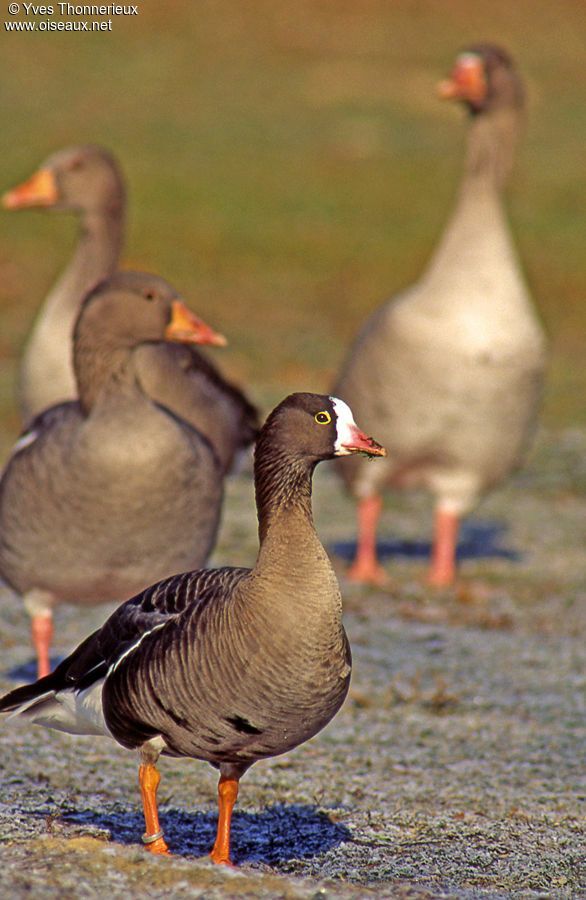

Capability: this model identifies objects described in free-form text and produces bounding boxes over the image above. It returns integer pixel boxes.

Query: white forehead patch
[330,396,358,454]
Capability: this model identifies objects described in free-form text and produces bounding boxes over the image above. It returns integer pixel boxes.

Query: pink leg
[348,495,387,585]
[427,508,460,587]
[31,613,54,679]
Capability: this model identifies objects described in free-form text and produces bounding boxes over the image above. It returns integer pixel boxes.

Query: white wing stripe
[10,429,39,458]
[107,622,167,677]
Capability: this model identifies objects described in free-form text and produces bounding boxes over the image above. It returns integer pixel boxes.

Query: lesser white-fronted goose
[0,392,386,864]
[334,44,547,587]
[3,145,259,469]
[0,271,228,678]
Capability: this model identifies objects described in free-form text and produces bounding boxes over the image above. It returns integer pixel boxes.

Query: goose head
[2,144,125,217]
[437,44,524,116]
[257,392,386,465]
[75,270,227,352]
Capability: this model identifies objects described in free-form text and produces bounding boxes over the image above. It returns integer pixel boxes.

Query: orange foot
[145,835,171,856]
[209,850,236,867]
[347,558,388,586]
[426,567,456,589]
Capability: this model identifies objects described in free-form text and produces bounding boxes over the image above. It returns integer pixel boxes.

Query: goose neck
[43,206,123,323]
[77,206,124,278]
[73,325,138,414]
[461,106,521,193]
[254,448,316,546]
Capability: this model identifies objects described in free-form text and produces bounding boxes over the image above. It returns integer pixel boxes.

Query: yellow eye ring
[315,411,331,425]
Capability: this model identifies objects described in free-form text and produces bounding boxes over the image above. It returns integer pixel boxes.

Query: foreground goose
[4,145,259,469]
[0,392,386,864]
[0,271,227,678]
[334,44,547,587]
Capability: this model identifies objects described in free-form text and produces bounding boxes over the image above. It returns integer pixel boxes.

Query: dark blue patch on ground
[333,519,520,563]
[59,801,351,864]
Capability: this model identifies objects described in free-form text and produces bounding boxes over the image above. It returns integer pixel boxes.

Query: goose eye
[143,290,156,302]
[315,411,331,425]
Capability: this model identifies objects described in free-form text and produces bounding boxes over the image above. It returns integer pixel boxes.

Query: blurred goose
[3,145,125,420]
[0,392,386,865]
[133,340,259,474]
[3,145,259,469]
[334,44,547,587]
[0,271,228,678]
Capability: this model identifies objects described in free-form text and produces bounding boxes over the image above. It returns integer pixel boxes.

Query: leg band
[142,829,164,844]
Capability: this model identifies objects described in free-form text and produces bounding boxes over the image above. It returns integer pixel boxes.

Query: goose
[0,271,228,679]
[0,392,386,865]
[334,44,547,587]
[3,145,125,420]
[3,145,259,470]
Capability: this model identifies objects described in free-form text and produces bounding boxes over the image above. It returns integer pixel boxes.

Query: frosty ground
[0,427,584,899]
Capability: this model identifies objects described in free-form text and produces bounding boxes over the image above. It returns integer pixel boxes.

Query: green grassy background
[0,0,584,455]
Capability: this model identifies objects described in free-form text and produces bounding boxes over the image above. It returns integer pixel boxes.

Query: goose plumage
[3,144,259,470]
[334,44,547,586]
[0,271,228,678]
[0,392,386,865]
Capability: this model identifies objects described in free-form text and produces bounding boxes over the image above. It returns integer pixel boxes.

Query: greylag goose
[3,145,259,470]
[0,392,386,865]
[334,44,547,587]
[0,271,228,679]
[132,340,259,474]
[3,145,125,420]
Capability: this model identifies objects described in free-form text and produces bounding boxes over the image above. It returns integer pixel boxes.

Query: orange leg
[139,763,171,856]
[209,773,239,866]
[31,613,54,679]
[427,508,460,587]
[348,494,387,585]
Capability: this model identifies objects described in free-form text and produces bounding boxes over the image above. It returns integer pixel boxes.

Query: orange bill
[2,168,59,210]
[166,299,228,347]
[436,53,487,106]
